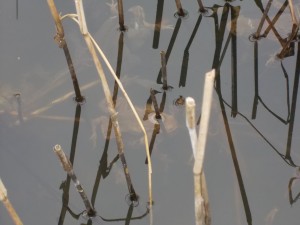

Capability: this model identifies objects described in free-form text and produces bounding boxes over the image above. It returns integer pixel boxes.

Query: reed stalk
[53,144,96,216]
[48,0,152,210]
[189,69,215,225]
[150,89,162,119]
[77,16,139,203]
[288,0,297,26]
[185,97,197,157]
[47,0,85,103]
[160,51,168,90]
[0,178,23,225]
[64,1,153,206]
[194,69,215,176]
[117,0,126,31]
[186,97,212,225]
[197,0,206,13]
[175,0,185,17]
[254,0,274,39]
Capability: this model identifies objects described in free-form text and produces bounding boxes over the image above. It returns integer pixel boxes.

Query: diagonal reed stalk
[47,0,152,207]
[53,144,96,216]
[0,178,23,225]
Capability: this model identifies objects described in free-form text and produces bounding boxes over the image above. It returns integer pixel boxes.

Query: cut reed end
[53,144,61,152]
[206,69,216,79]
[53,144,72,172]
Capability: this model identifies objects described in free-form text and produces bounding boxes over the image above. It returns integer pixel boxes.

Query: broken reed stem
[0,179,23,225]
[47,0,84,103]
[53,145,96,216]
[193,69,215,225]
[117,0,126,31]
[160,51,169,90]
[175,0,185,17]
[150,89,162,119]
[185,97,197,157]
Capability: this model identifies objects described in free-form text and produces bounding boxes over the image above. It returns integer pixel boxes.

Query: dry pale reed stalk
[186,97,211,225]
[0,178,23,225]
[194,69,215,175]
[192,69,215,225]
[185,97,197,157]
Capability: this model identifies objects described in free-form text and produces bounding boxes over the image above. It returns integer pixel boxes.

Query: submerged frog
[173,95,185,106]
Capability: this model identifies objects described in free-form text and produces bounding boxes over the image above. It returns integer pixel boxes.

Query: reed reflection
[215,89,252,225]
[144,90,167,164]
[99,203,149,223]
[251,38,300,166]
[285,42,300,162]
[179,14,202,87]
[210,5,254,223]
[210,4,239,117]
[156,18,182,84]
[153,0,164,49]
[288,168,300,205]
[251,0,298,59]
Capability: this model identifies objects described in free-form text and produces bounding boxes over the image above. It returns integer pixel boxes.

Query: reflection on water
[2,0,300,225]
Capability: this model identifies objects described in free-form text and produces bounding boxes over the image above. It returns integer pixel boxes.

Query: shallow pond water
[1,0,300,225]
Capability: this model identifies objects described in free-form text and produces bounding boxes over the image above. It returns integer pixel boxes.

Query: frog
[173,95,185,106]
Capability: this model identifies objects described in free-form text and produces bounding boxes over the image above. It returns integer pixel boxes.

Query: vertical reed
[185,97,197,157]
[197,0,206,13]
[72,0,140,203]
[160,51,169,90]
[118,0,126,31]
[47,0,85,103]
[16,0,18,19]
[194,69,215,183]
[48,0,152,210]
[0,178,23,225]
[186,96,212,225]
[193,69,215,225]
[175,0,185,17]
[150,88,162,119]
[53,144,96,216]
